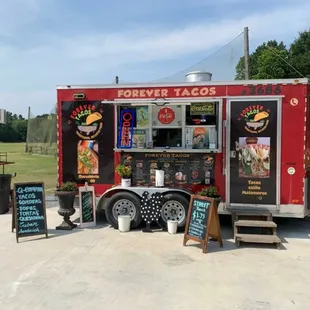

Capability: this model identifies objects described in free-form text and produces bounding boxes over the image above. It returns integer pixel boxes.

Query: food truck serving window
[115,100,222,152]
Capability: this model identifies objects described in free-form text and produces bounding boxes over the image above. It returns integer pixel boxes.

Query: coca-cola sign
[157,107,175,125]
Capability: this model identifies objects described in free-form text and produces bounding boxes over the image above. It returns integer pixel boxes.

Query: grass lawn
[0,142,57,194]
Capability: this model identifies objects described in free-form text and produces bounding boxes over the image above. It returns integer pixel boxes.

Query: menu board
[187,197,210,240]
[79,185,96,228]
[121,153,215,186]
[183,195,223,254]
[13,182,48,242]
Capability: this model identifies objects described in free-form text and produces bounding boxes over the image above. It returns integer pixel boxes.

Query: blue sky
[0,0,309,116]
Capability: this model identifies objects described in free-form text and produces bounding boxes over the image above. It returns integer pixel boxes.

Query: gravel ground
[0,203,310,310]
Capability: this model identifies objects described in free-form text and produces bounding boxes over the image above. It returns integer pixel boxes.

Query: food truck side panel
[305,84,310,214]
[279,83,307,215]
[57,89,118,193]
[57,79,309,217]
[57,84,230,193]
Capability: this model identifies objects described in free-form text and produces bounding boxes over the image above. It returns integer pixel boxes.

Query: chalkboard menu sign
[79,185,96,228]
[188,198,210,240]
[13,182,48,243]
[183,195,223,253]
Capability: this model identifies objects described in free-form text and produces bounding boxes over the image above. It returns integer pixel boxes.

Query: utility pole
[115,76,119,84]
[244,26,250,80]
[25,106,31,153]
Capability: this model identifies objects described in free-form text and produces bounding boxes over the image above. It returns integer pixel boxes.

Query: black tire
[105,192,142,229]
[157,192,189,232]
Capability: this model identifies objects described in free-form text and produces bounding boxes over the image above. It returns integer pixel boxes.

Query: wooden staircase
[232,211,281,249]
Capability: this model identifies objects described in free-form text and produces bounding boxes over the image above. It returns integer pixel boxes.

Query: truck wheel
[157,193,189,232]
[105,192,142,229]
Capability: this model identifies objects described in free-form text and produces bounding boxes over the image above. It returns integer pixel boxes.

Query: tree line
[235,29,310,79]
[0,111,55,143]
[0,112,27,142]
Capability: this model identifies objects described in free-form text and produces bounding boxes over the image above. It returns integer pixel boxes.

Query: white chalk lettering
[19,222,39,228]
[18,206,37,211]
[19,210,40,217]
[17,193,36,200]
[16,186,43,194]
[18,199,42,205]
[19,216,44,222]
[18,228,41,234]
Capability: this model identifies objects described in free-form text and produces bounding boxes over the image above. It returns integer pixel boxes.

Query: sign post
[79,182,96,228]
[183,195,223,253]
[0,109,6,124]
[13,182,48,243]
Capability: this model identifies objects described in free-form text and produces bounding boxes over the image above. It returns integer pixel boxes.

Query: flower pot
[118,215,131,232]
[121,178,131,187]
[55,191,78,230]
[167,220,178,234]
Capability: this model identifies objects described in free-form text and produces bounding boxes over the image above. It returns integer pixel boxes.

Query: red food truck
[56,72,310,230]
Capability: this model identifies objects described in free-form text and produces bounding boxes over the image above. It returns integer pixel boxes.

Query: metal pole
[25,106,31,153]
[244,27,250,80]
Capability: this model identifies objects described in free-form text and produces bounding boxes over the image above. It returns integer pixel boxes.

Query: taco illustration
[246,111,269,130]
[202,155,214,167]
[254,111,269,122]
[77,112,102,135]
[123,155,132,165]
[86,112,102,125]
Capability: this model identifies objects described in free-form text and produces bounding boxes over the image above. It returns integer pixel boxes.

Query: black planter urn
[55,191,78,230]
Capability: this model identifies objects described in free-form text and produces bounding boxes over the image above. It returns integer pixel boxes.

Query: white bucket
[167,220,178,234]
[118,215,131,232]
[155,169,164,187]
[121,178,131,187]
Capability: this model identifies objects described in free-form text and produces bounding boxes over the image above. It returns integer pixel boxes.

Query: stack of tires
[0,174,11,215]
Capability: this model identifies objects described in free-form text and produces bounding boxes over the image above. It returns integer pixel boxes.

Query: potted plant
[115,164,132,187]
[196,185,222,207]
[55,181,78,230]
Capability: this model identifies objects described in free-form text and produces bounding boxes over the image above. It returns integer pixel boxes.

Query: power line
[268,47,305,78]
[151,31,244,82]
[116,30,245,84]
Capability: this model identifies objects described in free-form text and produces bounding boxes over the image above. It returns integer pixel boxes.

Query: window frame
[114,99,223,153]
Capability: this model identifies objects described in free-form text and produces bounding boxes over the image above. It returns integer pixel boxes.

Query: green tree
[252,47,289,79]
[235,40,288,80]
[0,111,27,142]
[235,30,310,80]
[288,29,310,78]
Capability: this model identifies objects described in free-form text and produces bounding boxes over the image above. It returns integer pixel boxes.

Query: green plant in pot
[55,181,78,230]
[196,185,222,207]
[115,164,132,187]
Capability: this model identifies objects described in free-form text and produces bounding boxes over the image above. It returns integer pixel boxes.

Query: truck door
[226,99,280,209]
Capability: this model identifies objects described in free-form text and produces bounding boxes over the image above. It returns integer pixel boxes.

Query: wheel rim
[112,199,137,221]
[161,200,186,224]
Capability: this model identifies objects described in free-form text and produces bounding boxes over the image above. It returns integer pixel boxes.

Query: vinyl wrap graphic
[229,100,278,205]
[61,101,115,185]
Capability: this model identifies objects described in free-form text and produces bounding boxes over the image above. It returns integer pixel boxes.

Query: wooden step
[234,211,271,217]
[235,233,281,248]
[235,220,277,228]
